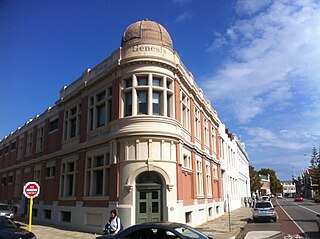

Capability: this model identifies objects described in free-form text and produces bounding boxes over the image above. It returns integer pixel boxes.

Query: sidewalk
[196,206,252,239]
[16,206,252,239]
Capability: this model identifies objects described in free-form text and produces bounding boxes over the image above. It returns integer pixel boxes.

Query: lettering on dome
[132,45,167,54]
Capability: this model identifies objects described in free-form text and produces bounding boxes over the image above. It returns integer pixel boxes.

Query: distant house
[301,168,318,198]
[259,174,271,196]
[281,180,296,197]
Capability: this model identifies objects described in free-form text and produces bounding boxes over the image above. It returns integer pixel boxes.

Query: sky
[1,0,319,181]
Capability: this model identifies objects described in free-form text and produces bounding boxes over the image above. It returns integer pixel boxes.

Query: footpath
[17,206,252,239]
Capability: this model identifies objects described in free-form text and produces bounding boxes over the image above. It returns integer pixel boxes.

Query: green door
[135,171,163,223]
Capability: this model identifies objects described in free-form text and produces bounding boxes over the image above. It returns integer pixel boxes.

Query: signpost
[23,182,40,232]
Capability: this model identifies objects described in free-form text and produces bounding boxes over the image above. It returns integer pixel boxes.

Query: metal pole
[227,193,231,232]
[28,196,33,232]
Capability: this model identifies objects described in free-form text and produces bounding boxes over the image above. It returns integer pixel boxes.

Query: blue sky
[1,0,319,180]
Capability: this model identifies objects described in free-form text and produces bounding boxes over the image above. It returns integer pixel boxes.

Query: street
[237,198,320,239]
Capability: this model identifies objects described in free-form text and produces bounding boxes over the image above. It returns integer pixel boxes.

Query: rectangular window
[183,155,192,170]
[88,88,112,131]
[137,77,148,85]
[97,104,105,127]
[126,79,132,88]
[181,92,190,130]
[152,92,161,115]
[44,210,51,219]
[206,164,212,196]
[60,160,76,197]
[152,77,161,86]
[36,126,45,152]
[26,132,33,155]
[194,107,201,139]
[10,142,16,151]
[61,211,71,222]
[49,119,59,132]
[138,91,147,114]
[85,153,110,197]
[196,158,204,196]
[125,92,132,116]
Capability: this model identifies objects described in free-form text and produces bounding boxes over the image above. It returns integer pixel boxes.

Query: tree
[309,146,320,194]
[258,168,283,194]
[249,165,262,193]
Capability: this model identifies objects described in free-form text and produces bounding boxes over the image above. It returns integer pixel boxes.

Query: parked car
[0,203,14,219]
[253,201,277,223]
[276,193,283,199]
[261,196,271,201]
[0,216,36,239]
[294,195,304,202]
[96,222,213,239]
[317,214,320,232]
[314,195,320,203]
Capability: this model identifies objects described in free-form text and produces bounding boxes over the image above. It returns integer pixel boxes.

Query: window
[211,127,217,154]
[49,119,59,132]
[14,173,21,197]
[206,163,212,196]
[194,107,201,139]
[17,137,24,160]
[36,126,45,152]
[46,161,56,178]
[44,210,51,219]
[26,131,33,156]
[88,87,112,130]
[85,154,110,196]
[34,166,41,183]
[60,160,77,197]
[64,105,81,140]
[204,118,209,146]
[10,141,16,151]
[123,75,174,117]
[138,91,148,114]
[61,211,71,222]
[181,91,190,130]
[183,155,192,170]
[153,92,161,115]
[196,158,204,196]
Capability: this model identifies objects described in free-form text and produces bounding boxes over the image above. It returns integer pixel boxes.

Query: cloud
[201,0,320,123]
[175,11,193,23]
[244,126,317,152]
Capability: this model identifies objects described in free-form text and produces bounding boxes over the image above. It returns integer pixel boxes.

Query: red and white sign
[23,182,40,198]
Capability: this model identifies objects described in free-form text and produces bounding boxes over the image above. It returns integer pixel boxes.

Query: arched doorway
[136,171,163,223]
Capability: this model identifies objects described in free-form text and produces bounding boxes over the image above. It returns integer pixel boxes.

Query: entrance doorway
[136,171,163,223]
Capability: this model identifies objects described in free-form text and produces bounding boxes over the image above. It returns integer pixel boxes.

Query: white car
[0,203,15,219]
[253,201,277,223]
[276,193,283,199]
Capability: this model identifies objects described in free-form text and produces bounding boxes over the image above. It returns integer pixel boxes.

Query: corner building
[0,20,226,232]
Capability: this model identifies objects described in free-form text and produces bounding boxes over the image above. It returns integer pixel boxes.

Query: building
[259,174,271,196]
[0,20,250,232]
[281,180,296,197]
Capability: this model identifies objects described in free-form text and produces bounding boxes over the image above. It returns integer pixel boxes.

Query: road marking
[276,201,311,239]
[292,202,320,214]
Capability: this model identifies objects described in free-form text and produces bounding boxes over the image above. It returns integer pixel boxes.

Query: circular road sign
[23,182,40,198]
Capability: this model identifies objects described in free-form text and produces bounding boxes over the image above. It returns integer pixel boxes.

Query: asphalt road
[237,198,320,239]
[277,198,320,239]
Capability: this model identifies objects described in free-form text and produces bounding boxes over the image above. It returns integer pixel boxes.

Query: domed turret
[121,19,173,49]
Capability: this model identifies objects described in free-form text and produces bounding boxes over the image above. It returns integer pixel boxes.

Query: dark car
[294,195,304,202]
[0,216,36,239]
[314,195,320,203]
[96,222,213,239]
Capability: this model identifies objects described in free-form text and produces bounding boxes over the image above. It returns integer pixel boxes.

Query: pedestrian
[244,197,248,207]
[103,209,123,235]
[248,197,252,208]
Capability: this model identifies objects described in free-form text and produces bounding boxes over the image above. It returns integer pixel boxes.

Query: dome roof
[121,19,173,49]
